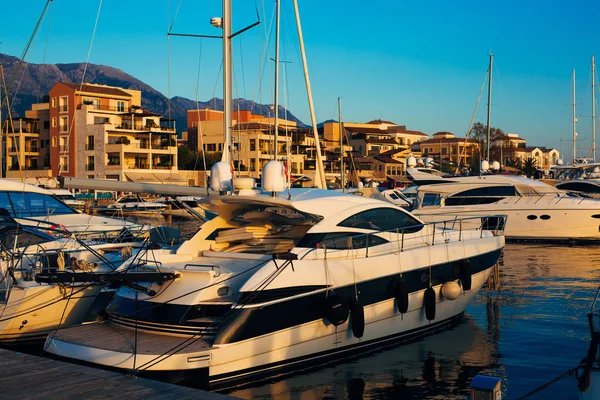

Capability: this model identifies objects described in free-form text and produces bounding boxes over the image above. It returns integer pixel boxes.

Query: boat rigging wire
[59,0,103,177]
[456,69,488,174]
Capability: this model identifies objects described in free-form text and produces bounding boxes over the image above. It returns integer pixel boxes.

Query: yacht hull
[413,206,600,242]
[45,260,496,387]
[0,284,102,344]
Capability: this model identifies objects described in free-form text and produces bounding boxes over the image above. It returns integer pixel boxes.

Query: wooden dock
[0,348,238,399]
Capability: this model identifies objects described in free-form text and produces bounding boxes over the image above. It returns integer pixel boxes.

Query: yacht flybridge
[45,161,505,387]
[411,173,600,242]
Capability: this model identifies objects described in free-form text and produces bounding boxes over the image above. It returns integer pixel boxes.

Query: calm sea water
[218,244,600,400]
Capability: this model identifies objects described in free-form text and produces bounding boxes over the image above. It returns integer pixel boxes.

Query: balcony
[59,145,69,152]
[79,103,130,113]
[59,105,68,112]
[59,125,69,133]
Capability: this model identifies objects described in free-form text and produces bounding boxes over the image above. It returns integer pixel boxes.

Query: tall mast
[220,0,232,164]
[273,0,280,161]
[486,53,493,162]
[593,56,597,161]
[292,0,326,189]
[573,69,577,163]
[338,97,344,192]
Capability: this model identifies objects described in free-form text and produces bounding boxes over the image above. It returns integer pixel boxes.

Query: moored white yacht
[0,179,148,241]
[410,173,600,242]
[102,194,169,217]
[0,217,141,343]
[45,160,506,387]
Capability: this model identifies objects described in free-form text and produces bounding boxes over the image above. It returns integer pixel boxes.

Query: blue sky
[2,0,600,160]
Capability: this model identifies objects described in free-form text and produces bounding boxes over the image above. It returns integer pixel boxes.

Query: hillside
[0,53,305,133]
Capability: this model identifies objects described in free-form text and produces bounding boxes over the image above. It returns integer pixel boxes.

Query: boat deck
[0,348,235,399]
[52,322,212,354]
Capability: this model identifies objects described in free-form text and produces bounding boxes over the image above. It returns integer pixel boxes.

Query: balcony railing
[79,103,130,113]
[85,144,95,151]
[24,147,39,153]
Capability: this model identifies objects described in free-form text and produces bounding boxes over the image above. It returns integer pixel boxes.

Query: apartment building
[48,82,180,183]
[418,132,479,168]
[187,108,304,179]
[5,101,51,177]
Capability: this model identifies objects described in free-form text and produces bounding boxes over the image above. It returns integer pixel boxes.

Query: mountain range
[0,52,305,133]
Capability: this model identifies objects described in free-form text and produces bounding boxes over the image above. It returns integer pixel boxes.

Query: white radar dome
[210,162,233,192]
[407,156,417,168]
[481,160,490,171]
[261,160,287,193]
[492,161,500,170]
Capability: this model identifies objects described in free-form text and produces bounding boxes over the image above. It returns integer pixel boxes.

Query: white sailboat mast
[338,97,344,192]
[220,0,233,164]
[273,0,280,161]
[486,53,493,162]
[593,56,597,162]
[292,0,327,189]
[573,69,577,163]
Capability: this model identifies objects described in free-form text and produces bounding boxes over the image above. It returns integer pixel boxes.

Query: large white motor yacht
[45,161,505,387]
[410,173,600,242]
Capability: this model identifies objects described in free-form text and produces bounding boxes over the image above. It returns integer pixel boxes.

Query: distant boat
[101,194,168,217]
[47,188,87,210]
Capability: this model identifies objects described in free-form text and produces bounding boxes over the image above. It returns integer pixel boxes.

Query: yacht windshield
[0,191,76,218]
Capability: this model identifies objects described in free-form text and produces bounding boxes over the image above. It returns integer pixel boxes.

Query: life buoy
[424,286,436,321]
[323,292,349,326]
[350,301,365,338]
[396,276,409,314]
[460,261,472,291]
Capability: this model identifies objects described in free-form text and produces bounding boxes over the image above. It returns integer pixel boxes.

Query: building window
[43,120,50,130]
[86,136,95,151]
[59,96,68,112]
[250,139,256,151]
[250,159,256,171]
[52,137,57,147]
[94,117,109,125]
[59,136,68,152]
[86,156,95,171]
[51,97,57,108]
[52,117,57,128]
[59,116,68,133]
[60,156,68,172]
[116,101,125,112]
[218,143,223,152]
[205,143,216,152]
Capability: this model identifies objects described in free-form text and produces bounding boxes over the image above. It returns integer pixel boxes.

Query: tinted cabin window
[0,228,53,249]
[296,232,388,249]
[8,192,75,217]
[421,193,441,207]
[338,208,423,233]
[445,186,516,206]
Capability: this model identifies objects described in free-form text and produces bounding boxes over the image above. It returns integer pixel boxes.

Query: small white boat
[0,179,148,241]
[0,217,137,343]
[103,194,168,217]
[48,189,87,210]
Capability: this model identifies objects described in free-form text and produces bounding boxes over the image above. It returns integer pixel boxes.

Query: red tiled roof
[379,148,406,156]
[403,130,428,137]
[374,156,404,164]
[432,131,454,136]
[366,119,398,125]
[419,137,478,144]
[365,138,399,144]
[348,126,389,135]
[60,82,132,97]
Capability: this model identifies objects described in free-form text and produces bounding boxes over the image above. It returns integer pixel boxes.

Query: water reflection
[224,244,600,400]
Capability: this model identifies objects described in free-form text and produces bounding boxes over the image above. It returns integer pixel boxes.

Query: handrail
[305,214,507,260]
[183,263,221,276]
